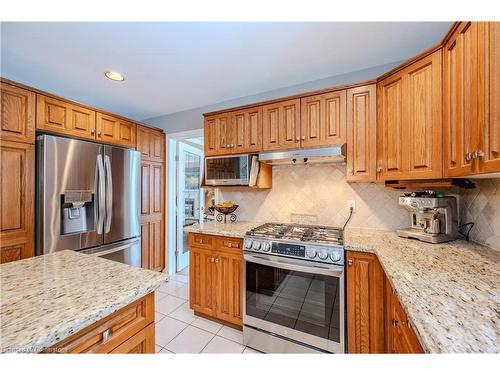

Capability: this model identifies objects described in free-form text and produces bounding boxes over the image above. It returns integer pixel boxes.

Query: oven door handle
[243,253,344,277]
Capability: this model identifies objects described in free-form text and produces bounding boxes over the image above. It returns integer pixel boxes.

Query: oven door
[243,252,345,353]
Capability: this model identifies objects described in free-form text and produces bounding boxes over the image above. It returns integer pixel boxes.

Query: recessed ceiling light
[104,71,125,82]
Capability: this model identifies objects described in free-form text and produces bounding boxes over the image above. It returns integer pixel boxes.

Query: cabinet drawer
[189,233,214,249]
[45,292,154,353]
[110,323,155,354]
[216,237,243,253]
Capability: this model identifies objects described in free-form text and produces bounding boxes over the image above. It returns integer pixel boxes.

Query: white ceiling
[1,22,451,121]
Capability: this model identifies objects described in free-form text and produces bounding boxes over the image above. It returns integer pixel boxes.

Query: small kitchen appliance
[243,223,345,354]
[396,193,459,243]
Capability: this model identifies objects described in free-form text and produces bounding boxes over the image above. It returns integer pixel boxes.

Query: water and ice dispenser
[60,191,95,235]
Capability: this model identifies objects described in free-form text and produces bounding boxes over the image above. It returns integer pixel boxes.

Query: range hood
[258,145,346,165]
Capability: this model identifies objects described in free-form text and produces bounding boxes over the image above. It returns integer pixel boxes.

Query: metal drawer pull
[347,259,353,266]
[392,319,399,327]
[227,242,232,248]
[102,328,112,342]
[214,258,219,263]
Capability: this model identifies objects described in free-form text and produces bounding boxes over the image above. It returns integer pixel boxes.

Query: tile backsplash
[217,164,500,251]
[217,164,409,230]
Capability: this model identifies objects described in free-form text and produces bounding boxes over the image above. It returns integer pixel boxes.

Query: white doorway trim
[165,128,204,276]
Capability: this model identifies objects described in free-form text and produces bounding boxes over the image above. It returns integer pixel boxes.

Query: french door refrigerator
[36,134,141,267]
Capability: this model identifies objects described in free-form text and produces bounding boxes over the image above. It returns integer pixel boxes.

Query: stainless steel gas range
[242,223,345,354]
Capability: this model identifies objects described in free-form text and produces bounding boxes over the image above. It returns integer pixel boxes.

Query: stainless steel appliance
[396,194,459,243]
[243,223,345,353]
[204,154,250,185]
[36,134,141,267]
[259,145,346,165]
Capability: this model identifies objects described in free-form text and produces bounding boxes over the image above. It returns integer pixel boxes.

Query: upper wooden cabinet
[346,250,386,353]
[204,112,233,156]
[232,106,262,154]
[37,95,96,141]
[377,50,442,180]
[96,112,136,148]
[346,85,377,181]
[301,90,347,148]
[0,83,35,144]
[0,141,35,264]
[262,99,301,151]
[136,125,165,161]
[444,22,500,176]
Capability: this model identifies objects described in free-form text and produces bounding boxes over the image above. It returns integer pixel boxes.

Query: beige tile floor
[155,267,261,354]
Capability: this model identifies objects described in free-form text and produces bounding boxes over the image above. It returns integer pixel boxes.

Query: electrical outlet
[347,200,356,212]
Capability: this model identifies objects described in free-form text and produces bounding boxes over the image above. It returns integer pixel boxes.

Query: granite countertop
[184,221,260,238]
[186,221,500,353]
[344,228,500,353]
[0,250,167,353]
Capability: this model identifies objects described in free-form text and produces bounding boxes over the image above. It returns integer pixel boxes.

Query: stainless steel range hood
[258,145,346,165]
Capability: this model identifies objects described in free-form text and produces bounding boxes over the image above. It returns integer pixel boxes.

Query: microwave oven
[205,154,251,186]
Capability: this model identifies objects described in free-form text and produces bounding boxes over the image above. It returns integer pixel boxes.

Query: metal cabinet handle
[348,168,353,175]
[208,257,213,263]
[301,135,305,141]
[392,319,399,327]
[214,258,219,263]
[227,242,232,248]
[102,328,112,342]
[347,259,353,266]
[473,150,485,159]
[198,239,203,244]
[377,167,383,173]
[295,136,300,142]
[98,131,102,136]
[91,129,95,135]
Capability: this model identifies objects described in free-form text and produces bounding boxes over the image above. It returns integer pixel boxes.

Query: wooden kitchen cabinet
[204,112,233,156]
[377,50,442,181]
[36,95,96,141]
[385,278,424,354]
[444,22,500,176]
[346,85,377,182]
[140,160,165,272]
[189,233,243,328]
[262,99,301,151]
[136,125,165,161]
[96,112,136,148]
[301,90,347,148]
[346,250,385,353]
[45,292,155,354]
[232,106,263,154]
[1,82,35,144]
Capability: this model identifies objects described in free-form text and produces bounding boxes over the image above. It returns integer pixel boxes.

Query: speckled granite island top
[344,228,500,353]
[184,221,260,238]
[0,250,167,353]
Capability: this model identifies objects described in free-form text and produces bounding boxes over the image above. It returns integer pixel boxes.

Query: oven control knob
[330,250,341,262]
[306,248,317,259]
[261,242,271,252]
[244,240,253,249]
[318,249,329,260]
[253,241,261,250]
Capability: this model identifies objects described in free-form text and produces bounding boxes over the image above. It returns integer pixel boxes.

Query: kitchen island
[0,250,166,353]
[185,222,500,353]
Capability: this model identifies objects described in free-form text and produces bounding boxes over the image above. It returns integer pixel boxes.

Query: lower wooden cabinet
[45,292,155,354]
[346,250,386,353]
[346,250,424,353]
[189,233,243,328]
[0,140,35,264]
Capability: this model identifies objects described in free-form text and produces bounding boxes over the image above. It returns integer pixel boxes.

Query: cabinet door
[346,251,385,353]
[148,218,164,272]
[443,22,479,176]
[405,51,443,179]
[301,90,346,148]
[215,252,243,327]
[189,247,217,316]
[204,116,218,156]
[0,141,35,264]
[150,131,164,161]
[136,126,151,157]
[96,113,136,147]
[0,83,35,144]
[262,99,300,151]
[37,95,96,141]
[377,75,406,179]
[232,107,263,154]
[479,22,500,173]
[346,85,377,181]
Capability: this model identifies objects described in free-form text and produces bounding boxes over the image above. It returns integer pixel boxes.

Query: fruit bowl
[214,205,239,215]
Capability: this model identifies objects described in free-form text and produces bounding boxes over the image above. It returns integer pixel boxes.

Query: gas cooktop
[246,222,343,245]
[244,223,344,265]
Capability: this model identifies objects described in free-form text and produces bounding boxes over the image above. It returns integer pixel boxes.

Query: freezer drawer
[82,238,141,267]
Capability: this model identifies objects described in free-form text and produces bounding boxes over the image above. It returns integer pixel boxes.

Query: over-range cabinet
[36,134,142,266]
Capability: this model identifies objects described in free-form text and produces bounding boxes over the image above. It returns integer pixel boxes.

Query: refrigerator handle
[104,155,113,233]
[96,154,106,234]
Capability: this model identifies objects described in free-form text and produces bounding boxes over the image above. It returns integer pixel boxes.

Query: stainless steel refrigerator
[36,134,141,267]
